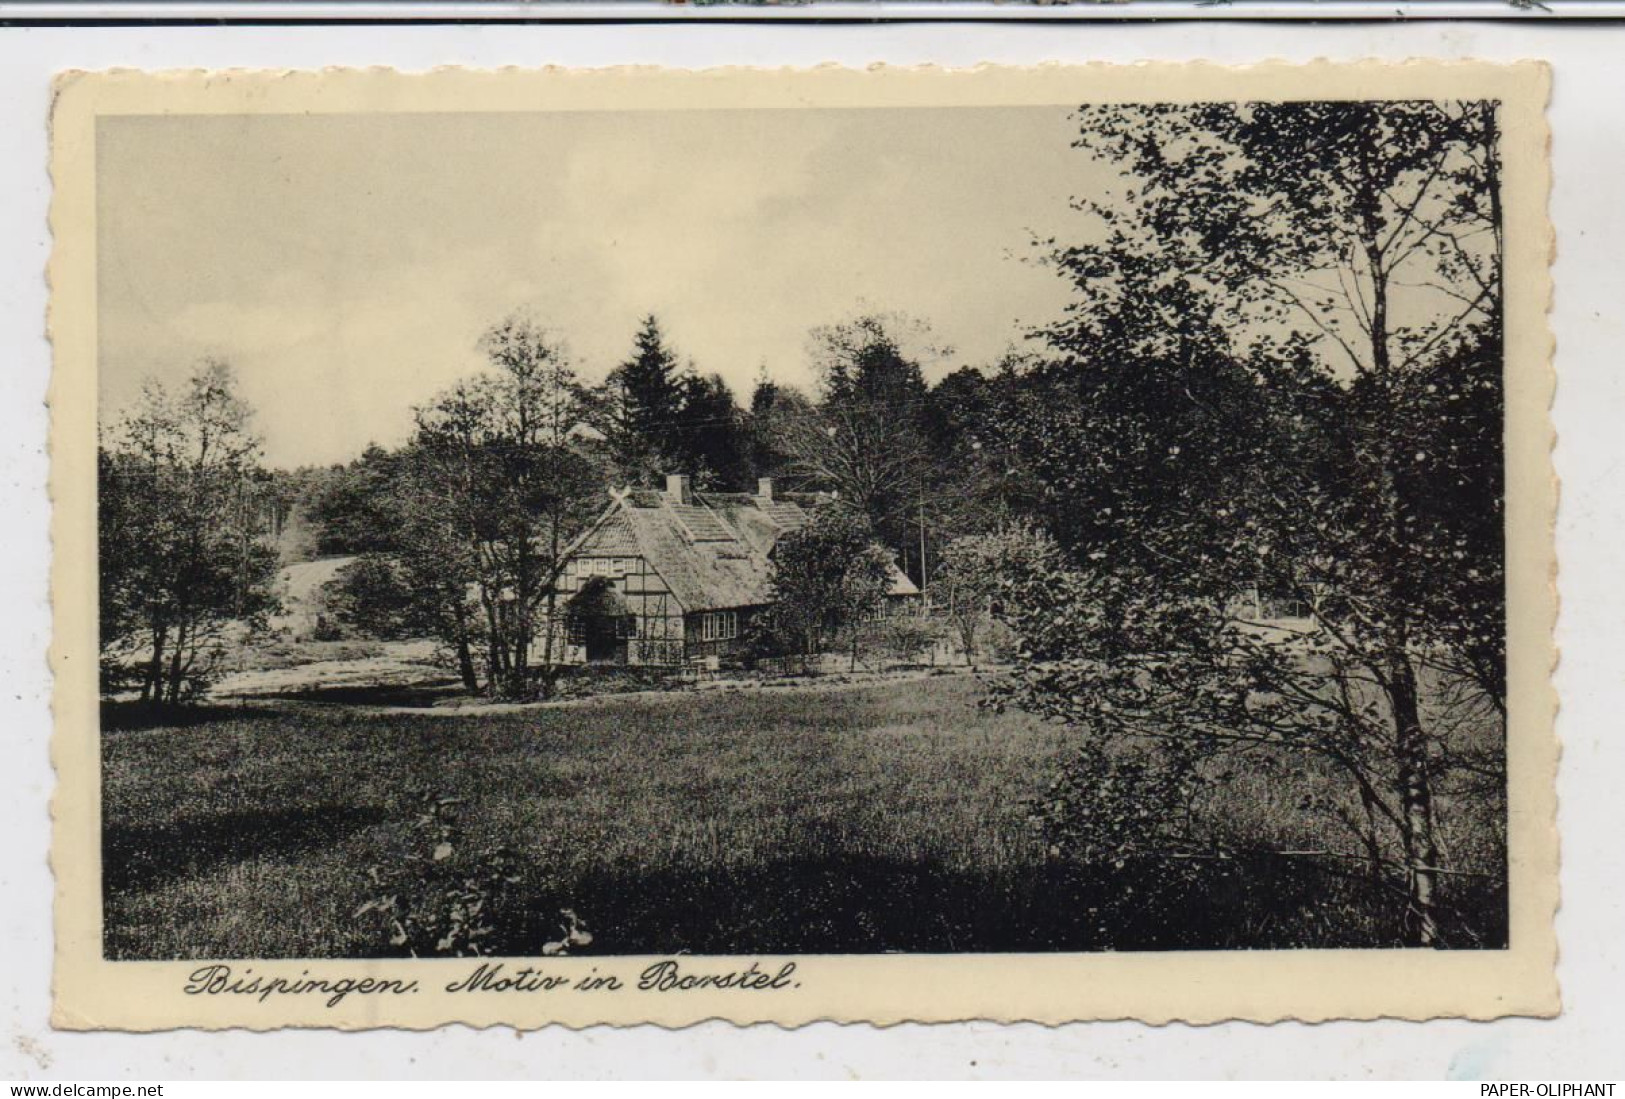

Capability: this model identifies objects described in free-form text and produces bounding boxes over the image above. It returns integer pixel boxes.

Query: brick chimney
[756,477,774,502]
[665,473,693,506]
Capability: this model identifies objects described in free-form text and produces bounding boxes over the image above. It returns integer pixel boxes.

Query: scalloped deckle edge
[47,60,1557,1031]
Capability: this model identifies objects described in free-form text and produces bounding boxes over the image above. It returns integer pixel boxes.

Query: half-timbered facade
[549,474,918,667]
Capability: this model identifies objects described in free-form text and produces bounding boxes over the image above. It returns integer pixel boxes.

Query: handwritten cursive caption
[183,960,798,1009]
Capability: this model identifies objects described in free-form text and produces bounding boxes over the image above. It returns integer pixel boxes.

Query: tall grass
[103,679,1073,958]
[102,676,1502,958]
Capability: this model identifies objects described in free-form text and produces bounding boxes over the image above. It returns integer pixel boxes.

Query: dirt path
[215,639,444,699]
[219,656,991,717]
[365,663,990,716]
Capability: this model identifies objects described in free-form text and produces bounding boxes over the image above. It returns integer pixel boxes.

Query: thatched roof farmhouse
[553,474,918,667]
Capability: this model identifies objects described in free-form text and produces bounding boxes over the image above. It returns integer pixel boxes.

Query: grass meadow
[102,674,1503,958]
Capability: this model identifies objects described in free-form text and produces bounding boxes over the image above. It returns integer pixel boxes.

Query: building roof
[568,482,920,613]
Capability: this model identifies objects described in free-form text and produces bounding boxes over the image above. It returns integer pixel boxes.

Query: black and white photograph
[46,62,1558,1028]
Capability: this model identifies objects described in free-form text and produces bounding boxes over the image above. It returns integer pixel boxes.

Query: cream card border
[48,61,1556,1030]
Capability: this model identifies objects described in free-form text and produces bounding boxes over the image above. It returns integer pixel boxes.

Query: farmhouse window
[615,615,639,640]
[1260,592,1312,620]
[699,610,738,642]
[1243,583,1316,621]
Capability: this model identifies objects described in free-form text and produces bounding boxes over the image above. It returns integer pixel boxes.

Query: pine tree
[675,372,752,490]
[599,314,686,480]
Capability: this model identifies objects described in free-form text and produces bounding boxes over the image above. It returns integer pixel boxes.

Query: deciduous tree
[404,311,605,698]
[997,100,1507,945]
[778,315,935,575]
[932,529,1042,669]
[759,506,895,672]
[99,361,281,703]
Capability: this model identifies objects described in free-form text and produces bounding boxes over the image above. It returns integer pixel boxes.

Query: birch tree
[999,100,1506,945]
[404,312,604,698]
[99,361,281,703]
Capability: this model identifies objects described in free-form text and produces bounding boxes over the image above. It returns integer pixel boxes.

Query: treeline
[299,310,1030,590]
[290,308,1027,697]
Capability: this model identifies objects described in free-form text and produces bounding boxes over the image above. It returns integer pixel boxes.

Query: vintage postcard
[49,62,1556,1029]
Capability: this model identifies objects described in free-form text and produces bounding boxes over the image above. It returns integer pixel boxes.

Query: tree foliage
[746,369,796,482]
[674,371,753,491]
[777,314,938,578]
[304,444,402,556]
[98,360,282,703]
[593,314,687,482]
[587,314,754,491]
[393,311,607,698]
[756,506,896,671]
[932,527,1053,669]
[989,100,1508,946]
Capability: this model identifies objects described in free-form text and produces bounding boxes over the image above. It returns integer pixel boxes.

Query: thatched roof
[568,481,919,613]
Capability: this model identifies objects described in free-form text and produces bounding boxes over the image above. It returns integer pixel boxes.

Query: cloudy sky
[97,105,1105,468]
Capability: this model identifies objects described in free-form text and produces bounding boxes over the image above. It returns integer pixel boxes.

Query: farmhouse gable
[553,474,917,666]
